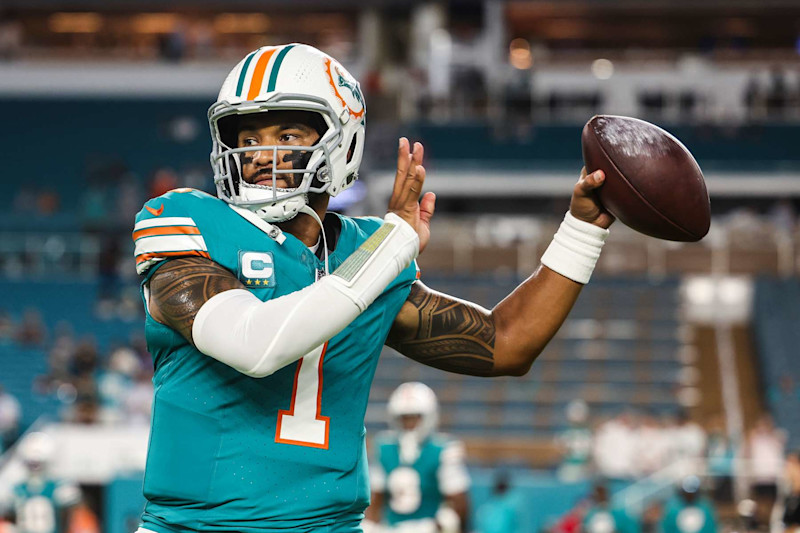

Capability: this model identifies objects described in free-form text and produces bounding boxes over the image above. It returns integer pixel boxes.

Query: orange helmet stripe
[247,48,277,100]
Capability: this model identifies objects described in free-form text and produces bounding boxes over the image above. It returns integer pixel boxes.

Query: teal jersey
[475,493,519,533]
[583,506,640,533]
[133,190,419,532]
[13,479,79,533]
[660,496,717,533]
[372,432,468,526]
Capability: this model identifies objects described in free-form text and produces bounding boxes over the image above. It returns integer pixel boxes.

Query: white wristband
[540,211,609,284]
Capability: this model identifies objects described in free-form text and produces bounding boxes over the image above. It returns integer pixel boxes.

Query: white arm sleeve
[192,213,418,378]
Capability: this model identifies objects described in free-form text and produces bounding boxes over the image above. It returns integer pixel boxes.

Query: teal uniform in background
[371,432,468,528]
[660,495,718,533]
[582,506,641,533]
[13,479,79,533]
[474,492,519,533]
[133,189,418,532]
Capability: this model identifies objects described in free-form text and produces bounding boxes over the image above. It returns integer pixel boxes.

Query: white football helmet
[19,432,55,473]
[208,43,366,222]
[387,382,439,440]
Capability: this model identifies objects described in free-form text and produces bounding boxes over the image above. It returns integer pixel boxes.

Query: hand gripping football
[581,115,710,242]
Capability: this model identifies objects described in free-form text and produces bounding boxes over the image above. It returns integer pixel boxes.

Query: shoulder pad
[350,215,383,234]
[132,189,215,275]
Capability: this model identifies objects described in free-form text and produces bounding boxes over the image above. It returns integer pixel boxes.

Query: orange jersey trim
[132,225,201,241]
[247,48,277,100]
[135,249,210,265]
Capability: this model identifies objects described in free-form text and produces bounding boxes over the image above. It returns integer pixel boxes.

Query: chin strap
[299,204,329,276]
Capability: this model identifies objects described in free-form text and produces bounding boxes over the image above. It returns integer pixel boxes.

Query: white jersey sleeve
[437,440,470,496]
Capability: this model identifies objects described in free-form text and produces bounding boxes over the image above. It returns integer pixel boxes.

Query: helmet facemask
[209,93,349,223]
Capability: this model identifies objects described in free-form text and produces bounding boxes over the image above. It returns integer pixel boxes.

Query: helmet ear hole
[346,133,358,164]
[218,115,239,149]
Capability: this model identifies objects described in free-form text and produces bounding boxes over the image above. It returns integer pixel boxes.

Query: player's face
[400,414,422,431]
[237,111,321,189]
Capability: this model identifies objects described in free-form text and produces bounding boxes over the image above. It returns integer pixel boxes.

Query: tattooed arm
[147,257,244,343]
[387,265,584,377]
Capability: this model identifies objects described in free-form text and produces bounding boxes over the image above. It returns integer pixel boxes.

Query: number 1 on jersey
[276,342,330,449]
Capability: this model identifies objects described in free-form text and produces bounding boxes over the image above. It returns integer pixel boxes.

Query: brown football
[581,115,710,242]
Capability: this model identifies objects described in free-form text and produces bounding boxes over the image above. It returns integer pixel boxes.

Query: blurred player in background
[133,43,612,532]
[11,433,80,533]
[582,484,640,533]
[783,451,800,532]
[363,382,469,533]
[659,477,718,533]
[473,471,519,533]
[556,399,593,482]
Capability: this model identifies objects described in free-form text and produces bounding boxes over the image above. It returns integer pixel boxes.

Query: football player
[364,382,469,533]
[11,433,80,533]
[132,43,612,532]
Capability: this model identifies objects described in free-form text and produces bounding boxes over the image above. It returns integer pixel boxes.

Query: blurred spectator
[36,190,60,216]
[474,471,519,533]
[159,21,187,62]
[769,199,796,236]
[634,410,670,476]
[0,17,22,61]
[96,235,122,313]
[593,412,638,479]
[0,311,16,344]
[670,410,707,467]
[79,185,110,230]
[71,396,99,425]
[124,371,154,426]
[766,67,790,118]
[784,451,800,532]
[115,176,145,228]
[0,513,14,533]
[70,338,98,378]
[97,346,139,424]
[149,168,179,199]
[767,375,800,412]
[0,385,21,451]
[12,187,37,214]
[706,415,736,502]
[556,399,593,482]
[744,73,764,119]
[746,413,787,526]
[16,309,46,348]
[66,499,100,533]
[737,498,759,532]
[48,323,76,384]
[660,477,718,533]
[582,484,640,533]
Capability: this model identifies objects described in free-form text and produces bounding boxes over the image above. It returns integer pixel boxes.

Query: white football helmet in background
[387,382,439,464]
[19,432,55,474]
[208,43,366,222]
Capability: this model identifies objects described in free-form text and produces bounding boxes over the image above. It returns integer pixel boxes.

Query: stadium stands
[753,278,800,449]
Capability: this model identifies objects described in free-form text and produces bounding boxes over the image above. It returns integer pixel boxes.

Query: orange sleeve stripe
[132,225,201,241]
[135,250,210,264]
[247,48,277,100]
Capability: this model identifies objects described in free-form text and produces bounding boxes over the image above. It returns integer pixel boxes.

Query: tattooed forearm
[147,257,244,342]
[387,283,496,376]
